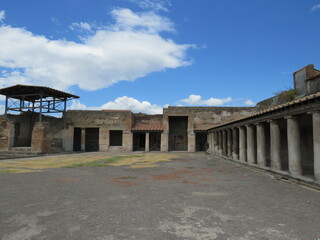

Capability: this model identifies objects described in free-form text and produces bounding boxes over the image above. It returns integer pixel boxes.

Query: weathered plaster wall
[4,113,64,152]
[0,116,14,151]
[306,75,320,95]
[64,110,133,152]
[7,113,35,147]
[163,107,256,152]
[31,122,51,153]
[133,114,162,125]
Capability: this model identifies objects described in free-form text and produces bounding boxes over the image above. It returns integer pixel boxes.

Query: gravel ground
[0,152,319,240]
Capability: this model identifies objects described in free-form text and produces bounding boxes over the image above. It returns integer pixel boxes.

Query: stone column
[270,120,281,170]
[256,123,266,167]
[287,116,302,176]
[232,128,239,160]
[188,133,196,152]
[246,125,255,164]
[62,123,74,152]
[122,131,133,151]
[227,129,232,157]
[207,132,211,153]
[313,112,320,182]
[81,128,86,151]
[145,132,150,152]
[210,132,213,153]
[213,132,217,154]
[99,127,108,152]
[161,132,168,152]
[222,130,227,156]
[218,131,223,154]
[239,126,247,162]
[213,132,218,154]
[31,122,51,153]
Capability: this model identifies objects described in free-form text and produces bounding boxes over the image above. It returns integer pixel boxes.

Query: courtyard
[0,152,320,240]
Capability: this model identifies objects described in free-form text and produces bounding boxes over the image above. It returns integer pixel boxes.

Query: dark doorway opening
[298,114,314,176]
[85,128,99,152]
[110,130,123,146]
[150,132,161,151]
[264,123,271,167]
[73,128,81,151]
[133,132,146,151]
[196,132,207,151]
[279,119,289,171]
[169,116,188,151]
[13,114,35,147]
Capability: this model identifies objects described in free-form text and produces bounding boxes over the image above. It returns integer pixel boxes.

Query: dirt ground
[0,152,320,240]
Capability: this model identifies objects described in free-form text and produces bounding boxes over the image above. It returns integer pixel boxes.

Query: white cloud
[311,4,320,12]
[111,8,174,33]
[102,96,163,114]
[69,96,163,114]
[244,100,255,106]
[69,22,92,32]
[180,94,233,106]
[0,10,5,23]
[130,0,171,12]
[68,100,100,110]
[0,8,193,91]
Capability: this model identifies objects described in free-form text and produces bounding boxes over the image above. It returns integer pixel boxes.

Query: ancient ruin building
[207,64,320,184]
[0,64,319,185]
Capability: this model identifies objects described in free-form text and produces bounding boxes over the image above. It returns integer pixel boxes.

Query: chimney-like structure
[294,64,320,96]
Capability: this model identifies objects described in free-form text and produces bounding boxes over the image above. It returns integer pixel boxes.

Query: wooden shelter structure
[0,84,79,121]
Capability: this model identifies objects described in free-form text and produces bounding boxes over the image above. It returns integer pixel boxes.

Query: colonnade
[208,112,320,183]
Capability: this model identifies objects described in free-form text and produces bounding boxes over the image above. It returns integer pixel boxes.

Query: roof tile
[132,123,163,131]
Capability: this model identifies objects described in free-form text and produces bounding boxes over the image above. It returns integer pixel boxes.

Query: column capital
[307,111,320,115]
[284,115,296,119]
[268,119,279,123]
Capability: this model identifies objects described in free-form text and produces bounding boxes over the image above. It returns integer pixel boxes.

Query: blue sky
[0,0,320,114]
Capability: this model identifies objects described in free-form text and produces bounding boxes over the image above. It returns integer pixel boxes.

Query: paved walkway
[0,152,319,240]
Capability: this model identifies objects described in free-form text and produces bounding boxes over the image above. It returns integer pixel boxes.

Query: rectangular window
[110,130,123,146]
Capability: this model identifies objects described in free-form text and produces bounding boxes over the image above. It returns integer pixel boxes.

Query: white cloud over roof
[180,94,233,106]
[69,96,163,114]
[244,99,255,106]
[0,8,193,91]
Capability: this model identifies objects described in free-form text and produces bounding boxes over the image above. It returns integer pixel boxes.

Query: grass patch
[0,168,41,173]
[0,153,180,173]
[0,168,16,173]
[65,155,144,168]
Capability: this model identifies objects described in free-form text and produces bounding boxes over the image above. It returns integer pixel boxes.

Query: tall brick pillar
[31,122,51,153]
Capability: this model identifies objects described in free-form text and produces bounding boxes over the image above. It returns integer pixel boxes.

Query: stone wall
[31,122,51,153]
[0,116,14,151]
[64,110,133,152]
[306,75,320,95]
[133,114,163,126]
[6,113,65,151]
[64,111,132,130]
[162,106,256,152]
